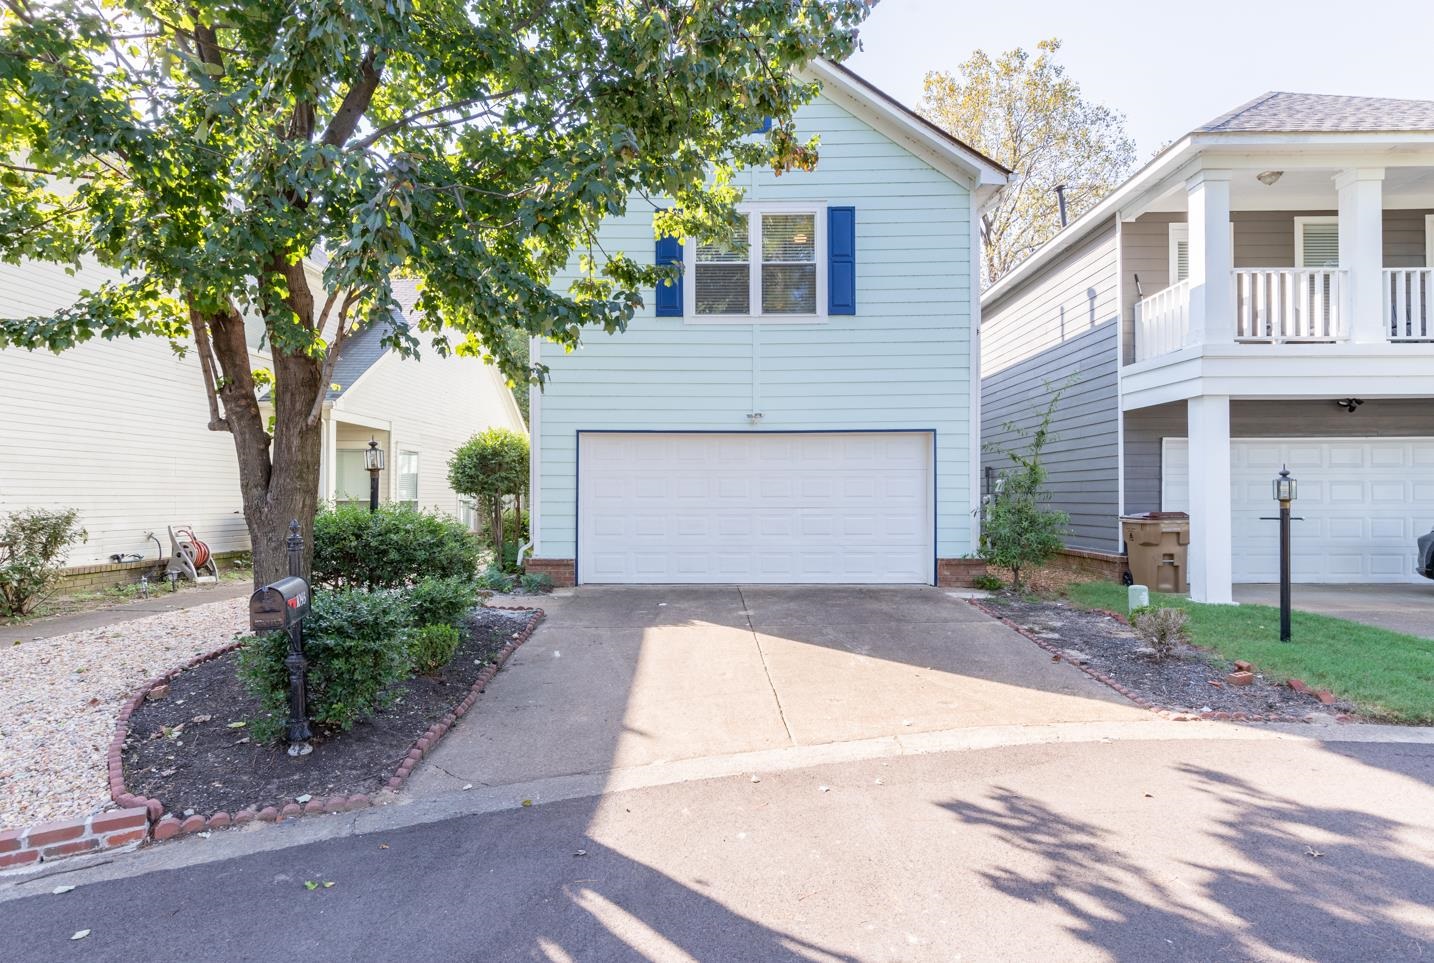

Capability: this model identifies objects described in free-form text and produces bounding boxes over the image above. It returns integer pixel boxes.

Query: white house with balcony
[980,92,1434,603]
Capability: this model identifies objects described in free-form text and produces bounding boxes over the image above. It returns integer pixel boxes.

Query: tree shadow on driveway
[938,757,1434,961]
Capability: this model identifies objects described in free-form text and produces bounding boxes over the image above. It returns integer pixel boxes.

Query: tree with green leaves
[921,38,1135,285]
[448,427,527,565]
[981,389,1069,591]
[0,0,867,584]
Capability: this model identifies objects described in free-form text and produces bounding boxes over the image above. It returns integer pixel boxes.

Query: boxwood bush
[312,504,481,590]
[237,588,415,743]
[410,624,462,674]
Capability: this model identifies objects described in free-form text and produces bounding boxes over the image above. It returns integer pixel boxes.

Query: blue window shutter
[755,116,773,134]
[828,206,856,315]
[654,235,683,317]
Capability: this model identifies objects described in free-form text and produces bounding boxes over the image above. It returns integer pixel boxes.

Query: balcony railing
[1133,279,1190,362]
[1384,268,1433,341]
[1234,268,1347,343]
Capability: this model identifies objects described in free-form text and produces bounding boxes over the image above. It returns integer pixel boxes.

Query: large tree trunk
[201,263,326,589]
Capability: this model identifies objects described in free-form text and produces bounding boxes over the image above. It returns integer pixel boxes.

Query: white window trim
[1168,223,1188,282]
[1294,215,1340,267]
[684,201,828,324]
[1424,213,1434,268]
[1168,221,1234,282]
[397,449,420,505]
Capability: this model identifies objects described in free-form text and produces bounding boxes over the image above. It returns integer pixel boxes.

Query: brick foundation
[56,551,248,594]
[0,806,148,872]
[1048,547,1126,582]
[524,558,576,587]
[937,558,988,588]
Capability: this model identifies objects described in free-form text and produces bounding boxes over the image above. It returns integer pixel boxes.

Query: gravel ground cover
[123,608,529,817]
[1,598,248,827]
[983,593,1346,718]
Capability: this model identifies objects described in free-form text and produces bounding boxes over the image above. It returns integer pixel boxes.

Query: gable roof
[325,277,422,399]
[1199,91,1434,133]
[807,59,1009,200]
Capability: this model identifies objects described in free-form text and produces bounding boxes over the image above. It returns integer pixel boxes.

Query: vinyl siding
[536,93,978,562]
[980,220,1121,551]
[335,350,524,518]
[0,258,253,565]
[1121,210,1434,363]
[1124,398,1434,514]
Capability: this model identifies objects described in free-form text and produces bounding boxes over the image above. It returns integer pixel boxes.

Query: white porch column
[1335,168,1385,343]
[1186,394,1234,604]
[321,413,338,504]
[1186,170,1234,347]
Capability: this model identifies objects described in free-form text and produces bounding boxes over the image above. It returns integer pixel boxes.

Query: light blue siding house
[525,61,1008,586]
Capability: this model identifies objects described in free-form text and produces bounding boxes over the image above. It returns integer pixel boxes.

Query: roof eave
[802,59,1011,192]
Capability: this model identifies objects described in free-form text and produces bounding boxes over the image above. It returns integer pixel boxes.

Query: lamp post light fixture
[1272,466,1298,641]
[365,438,385,514]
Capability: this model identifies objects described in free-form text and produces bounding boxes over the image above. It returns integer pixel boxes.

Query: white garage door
[1163,437,1434,583]
[577,432,934,584]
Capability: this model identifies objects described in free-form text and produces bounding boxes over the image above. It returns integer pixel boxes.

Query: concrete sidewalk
[5,579,252,642]
[1234,582,1434,639]
[409,586,1148,797]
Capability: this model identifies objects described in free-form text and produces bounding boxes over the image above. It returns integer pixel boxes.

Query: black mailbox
[249,576,311,631]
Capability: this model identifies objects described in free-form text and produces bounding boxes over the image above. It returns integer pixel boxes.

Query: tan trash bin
[1121,512,1190,594]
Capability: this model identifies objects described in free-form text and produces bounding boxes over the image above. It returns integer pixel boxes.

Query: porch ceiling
[1141,164,1434,213]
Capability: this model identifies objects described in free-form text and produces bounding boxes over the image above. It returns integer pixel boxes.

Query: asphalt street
[6,735,1432,963]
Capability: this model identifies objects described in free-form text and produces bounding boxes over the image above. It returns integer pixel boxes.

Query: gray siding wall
[981,219,1120,551]
[1120,210,1434,364]
[1124,399,1434,513]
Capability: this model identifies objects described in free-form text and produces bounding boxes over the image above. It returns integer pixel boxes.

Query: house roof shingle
[325,279,422,399]
[1199,91,1434,133]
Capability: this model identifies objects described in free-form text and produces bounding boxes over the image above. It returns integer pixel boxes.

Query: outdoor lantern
[364,438,385,472]
[366,438,385,513]
[1273,466,1297,503]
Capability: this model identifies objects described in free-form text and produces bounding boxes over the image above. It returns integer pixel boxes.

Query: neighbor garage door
[577,432,934,584]
[1163,437,1434,583]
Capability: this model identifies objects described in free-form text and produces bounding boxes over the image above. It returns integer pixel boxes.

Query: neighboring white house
[981,92,1434,603]
[0,266,524,571]
[524,60,1009,587]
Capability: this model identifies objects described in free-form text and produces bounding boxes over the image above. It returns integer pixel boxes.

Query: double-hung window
[690,206,824,321]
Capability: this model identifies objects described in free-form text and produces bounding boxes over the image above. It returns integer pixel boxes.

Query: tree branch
[189,305,230,432]
[321,50,384,148]
[306,289,358,428]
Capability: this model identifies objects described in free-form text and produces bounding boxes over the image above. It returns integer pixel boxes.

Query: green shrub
[972,573,1005,592]
[448,429,529,565]
[312,503,480,589]
[476,564,517,593]
[408,575,479,628]
[237,587,413,742]
[518,572,552,594]
[981,390,1069,590]
[0,508,87,617]
[410,624,462,674]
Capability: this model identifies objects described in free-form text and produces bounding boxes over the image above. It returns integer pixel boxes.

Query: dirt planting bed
[122,607,534,818]
[981,594,1350,720]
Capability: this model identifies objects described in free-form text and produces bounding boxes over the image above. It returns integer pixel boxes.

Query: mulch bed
[122,607,533,818]
[980,593,1353,720]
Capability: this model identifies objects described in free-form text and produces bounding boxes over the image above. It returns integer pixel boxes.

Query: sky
[846,0,1434,158]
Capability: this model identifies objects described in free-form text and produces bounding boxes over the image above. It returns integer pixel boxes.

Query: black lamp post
[1273,466,1298,642]
[365,438,385,513]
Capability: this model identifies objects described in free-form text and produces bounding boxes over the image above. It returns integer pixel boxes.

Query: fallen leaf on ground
[71,930,90,941]
[323,881,335,889]
[304,881,319,891]
[52,885,75,895]
[296,794,312,804]
[227,721,246,729]
[573,850,588,857]
[1306,847,1325,858]
[191,714,212,723]
[522,799,533,807]
[378,843,389,850]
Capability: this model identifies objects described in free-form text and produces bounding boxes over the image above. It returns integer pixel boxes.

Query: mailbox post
[249,520,313,755]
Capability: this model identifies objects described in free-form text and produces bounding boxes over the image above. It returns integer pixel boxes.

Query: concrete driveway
[1234,582,1434,638]
[409,585,1147,797]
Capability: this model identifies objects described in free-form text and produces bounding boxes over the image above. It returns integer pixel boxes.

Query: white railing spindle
[1134,279,1191,362]
[1233,268,1346,343]
[1384,268,1433,341]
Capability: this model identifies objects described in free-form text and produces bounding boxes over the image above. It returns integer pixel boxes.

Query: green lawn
[1067,582,1434,725]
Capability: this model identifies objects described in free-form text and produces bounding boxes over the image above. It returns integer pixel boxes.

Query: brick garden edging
[1,605,544,873]
[970,599,1333,725]
[134,605,545,842]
